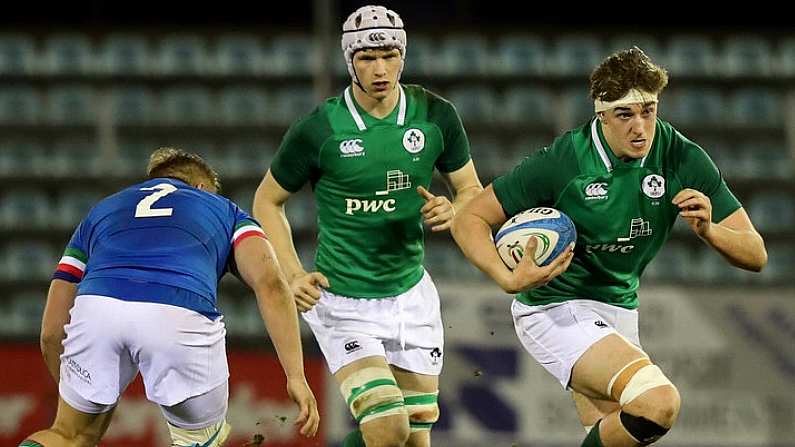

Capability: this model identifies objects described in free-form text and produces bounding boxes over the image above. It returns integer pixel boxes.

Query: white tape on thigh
[168,419,231,447]
[606,357,649,398]
[619,365,672,406]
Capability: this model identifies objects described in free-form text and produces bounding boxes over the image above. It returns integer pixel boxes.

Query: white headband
[594,89,658,113]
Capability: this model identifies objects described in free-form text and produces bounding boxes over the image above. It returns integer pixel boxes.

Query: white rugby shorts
[59,295,229,410]
[511,298,642,389]
[302,270,444,375]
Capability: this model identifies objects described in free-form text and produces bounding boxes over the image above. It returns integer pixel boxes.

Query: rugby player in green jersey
[452,47,767,447]
[253,5,483,447]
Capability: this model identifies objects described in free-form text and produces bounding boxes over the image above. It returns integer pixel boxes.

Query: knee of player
[608,358,680,428]
[637,384,681,428]
[404,390,440,433]
[362,422,410,447]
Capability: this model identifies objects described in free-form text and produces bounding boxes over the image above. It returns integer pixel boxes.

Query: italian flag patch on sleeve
[232,220,266,248]
[53,247,87,283]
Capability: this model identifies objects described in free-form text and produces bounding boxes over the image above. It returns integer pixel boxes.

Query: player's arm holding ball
[451,185,574,294]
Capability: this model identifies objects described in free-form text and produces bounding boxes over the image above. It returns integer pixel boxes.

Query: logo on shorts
[65,357,92,384]
[430,347,442,365]
[344,340,362,354]
[594,320,608,328]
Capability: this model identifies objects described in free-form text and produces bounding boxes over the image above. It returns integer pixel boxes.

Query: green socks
[581,420,604,447]
[341,428,366,447]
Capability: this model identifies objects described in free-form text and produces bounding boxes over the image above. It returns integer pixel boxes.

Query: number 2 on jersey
[135,183,177,218]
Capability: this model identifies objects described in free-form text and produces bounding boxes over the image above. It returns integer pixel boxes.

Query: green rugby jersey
[493,118,741,309]
[270,84,471,298]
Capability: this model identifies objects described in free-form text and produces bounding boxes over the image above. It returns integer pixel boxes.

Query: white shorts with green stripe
[302,270,444,375]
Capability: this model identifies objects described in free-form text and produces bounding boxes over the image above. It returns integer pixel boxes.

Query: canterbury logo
[585,182,608,198]
[339,139,364,155]
[367,31,387,42]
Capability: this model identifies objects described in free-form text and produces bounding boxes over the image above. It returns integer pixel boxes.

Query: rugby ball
[495,207,577,269]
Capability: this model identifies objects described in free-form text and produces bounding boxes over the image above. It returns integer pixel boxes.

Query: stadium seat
[41,34,94,74]
[550,36,605,75]
[267,35,313,75]
[502,86,554,125]
[468,136,504,179]
[666,35,716,76]
[46,86,96,124]
[55,189,105,229]
[0,140,46,176]
[110,86,158,124]
[402,34,437,76]
[748,192,794,231]
[492,35,546,75]
[644,242,691,281]
[100,34,151,74]
[217,138,276,177]
[285,192,317,233]
[735,140,792,179]
[4,293,47,335]
[161,86,213,124]
[723,36,773,76]
[0,86,42,123]
[662,87,725,125]
[0,189,51,229]
[215,34,265,75]
[729,88,782,126]
[218,87,269,124]
[561,87,595,127]
[0,34,35,74]
[157,34,208,75]
[2,242,56,280]
[778,37,795,75]
[438,34,488,75]
[268,87,315,124]
[445,86,498,124]
[49,139,102,177]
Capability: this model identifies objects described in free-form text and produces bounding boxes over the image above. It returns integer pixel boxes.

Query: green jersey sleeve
[270,110,330,192]
[492,146,559,217]
[426,91,471,173]
[672,130,742,222]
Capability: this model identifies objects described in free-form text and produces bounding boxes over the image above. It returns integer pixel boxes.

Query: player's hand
[672,188,712,238]
[505,237,574,293]
[290,272,329,312]
[287,376,320,437]
[417,186,454,232]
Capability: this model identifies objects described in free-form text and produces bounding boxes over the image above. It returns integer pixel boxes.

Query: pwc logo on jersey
[339,139,365,158]
[585,182,608,200]
[403,129,425,154]
[642,174,665,199]
[345,170,411,215]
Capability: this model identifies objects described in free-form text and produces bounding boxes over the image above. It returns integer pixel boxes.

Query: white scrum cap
[341,5,407,82]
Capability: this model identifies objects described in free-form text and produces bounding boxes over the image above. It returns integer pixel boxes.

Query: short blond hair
[590,47,669,102]
[146,147,221,192]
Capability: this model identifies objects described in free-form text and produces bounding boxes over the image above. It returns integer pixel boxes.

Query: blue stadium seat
[723,36,773,76]
[162,87,213,124]
[561,87,595,127]
[215,34,265,75]
[216,138,276,177]
[2,293,47,335]
[0,140,46,176]
[100,34,150,74]
[438,35,488,75]
[779,37,795,75]
[736,140,792,179]
[56,189,105,229]
[157,35,208,75]
[445,86,497,124]
[492,35,546,75]
[0,189,51,229]
[42,34,93,74]
[218,87,269,124]
[550,36,604,75]
[468,136,504,179]
[2,242,56,280]
[729,88,782,126]
[0,86,42,123]
[269,87,315,124]
[114,139,158,176]
[748,192,794,231]
[502,87,553,125]
[402,34,438,76]
[267,35,312,75]
[0,34,35,74]
[285,192,317,233]
[46,86,96,124]
[49,139,102,177]
[644,242,691,281]
[666,35,716,76]
[110,86,158,124]
[662,88,725,125]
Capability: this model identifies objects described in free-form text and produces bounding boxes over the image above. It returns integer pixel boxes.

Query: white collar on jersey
[344,85,407,131]
[590,118,648,172]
